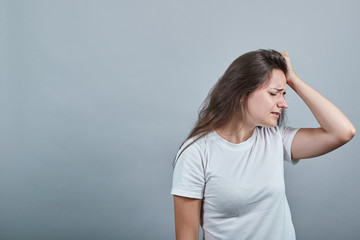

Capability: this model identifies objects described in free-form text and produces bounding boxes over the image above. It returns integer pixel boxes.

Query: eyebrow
[270,88,285,92]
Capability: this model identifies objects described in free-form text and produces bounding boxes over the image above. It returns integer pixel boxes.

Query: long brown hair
[173,49,288,167]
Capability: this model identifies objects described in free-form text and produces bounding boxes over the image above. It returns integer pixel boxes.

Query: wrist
[287,74,302,88]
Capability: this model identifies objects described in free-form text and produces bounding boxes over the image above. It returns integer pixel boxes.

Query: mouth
[271,112,281,118]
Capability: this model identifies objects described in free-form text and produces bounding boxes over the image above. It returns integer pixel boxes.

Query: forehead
[263,69,287,89]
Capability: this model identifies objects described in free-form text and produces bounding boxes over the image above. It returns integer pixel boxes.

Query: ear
[239,96,248,115]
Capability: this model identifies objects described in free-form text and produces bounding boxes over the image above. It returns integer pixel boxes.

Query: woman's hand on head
[280,52,300,87]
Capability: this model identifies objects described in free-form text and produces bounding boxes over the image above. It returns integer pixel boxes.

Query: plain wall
[1,0,359,239]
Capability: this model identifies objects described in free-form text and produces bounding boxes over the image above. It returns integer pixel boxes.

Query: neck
[215,117,255,144]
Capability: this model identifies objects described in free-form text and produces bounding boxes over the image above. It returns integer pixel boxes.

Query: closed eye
[269,92,286,98]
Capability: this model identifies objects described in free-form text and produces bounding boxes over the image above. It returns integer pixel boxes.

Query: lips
[271,112,281,118]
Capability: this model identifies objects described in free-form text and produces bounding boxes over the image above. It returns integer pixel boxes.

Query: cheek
[260,95,275,107]
[246,92,273,115]
[252,96,270,109]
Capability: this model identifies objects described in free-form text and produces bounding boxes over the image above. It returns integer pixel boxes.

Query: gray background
[1,0,359,239]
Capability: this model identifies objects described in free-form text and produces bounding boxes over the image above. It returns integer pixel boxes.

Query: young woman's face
[245,69,288,127]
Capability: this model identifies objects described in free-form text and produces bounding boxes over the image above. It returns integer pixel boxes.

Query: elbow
[348,127,356,140]
[338,126,356,143]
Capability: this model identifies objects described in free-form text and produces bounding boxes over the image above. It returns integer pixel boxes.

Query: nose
[277,98,288,109]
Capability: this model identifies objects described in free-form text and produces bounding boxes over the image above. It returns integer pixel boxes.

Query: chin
[271,121,279,127]
[259,121,277,128]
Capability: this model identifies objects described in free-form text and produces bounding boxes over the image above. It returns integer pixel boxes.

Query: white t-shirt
[171,126,300,240]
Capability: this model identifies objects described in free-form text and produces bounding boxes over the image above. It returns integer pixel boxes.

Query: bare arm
[281,52,356,159]
[173,195,202,240]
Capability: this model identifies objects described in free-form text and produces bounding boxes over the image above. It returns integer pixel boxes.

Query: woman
[171,49,356,240]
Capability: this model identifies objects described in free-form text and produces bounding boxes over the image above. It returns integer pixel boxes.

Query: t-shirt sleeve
[279,125,301,165]
[171,140,205,199]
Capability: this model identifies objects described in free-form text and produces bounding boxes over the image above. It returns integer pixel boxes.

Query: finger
[280,52,289,58]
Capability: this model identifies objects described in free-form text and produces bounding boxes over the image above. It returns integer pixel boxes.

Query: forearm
[289,75,356,142]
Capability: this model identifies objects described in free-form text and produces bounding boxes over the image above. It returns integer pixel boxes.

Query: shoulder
[178,134,209,154]
[175,133,213,164]
[256,126,282,138]
[257,125,298,138]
